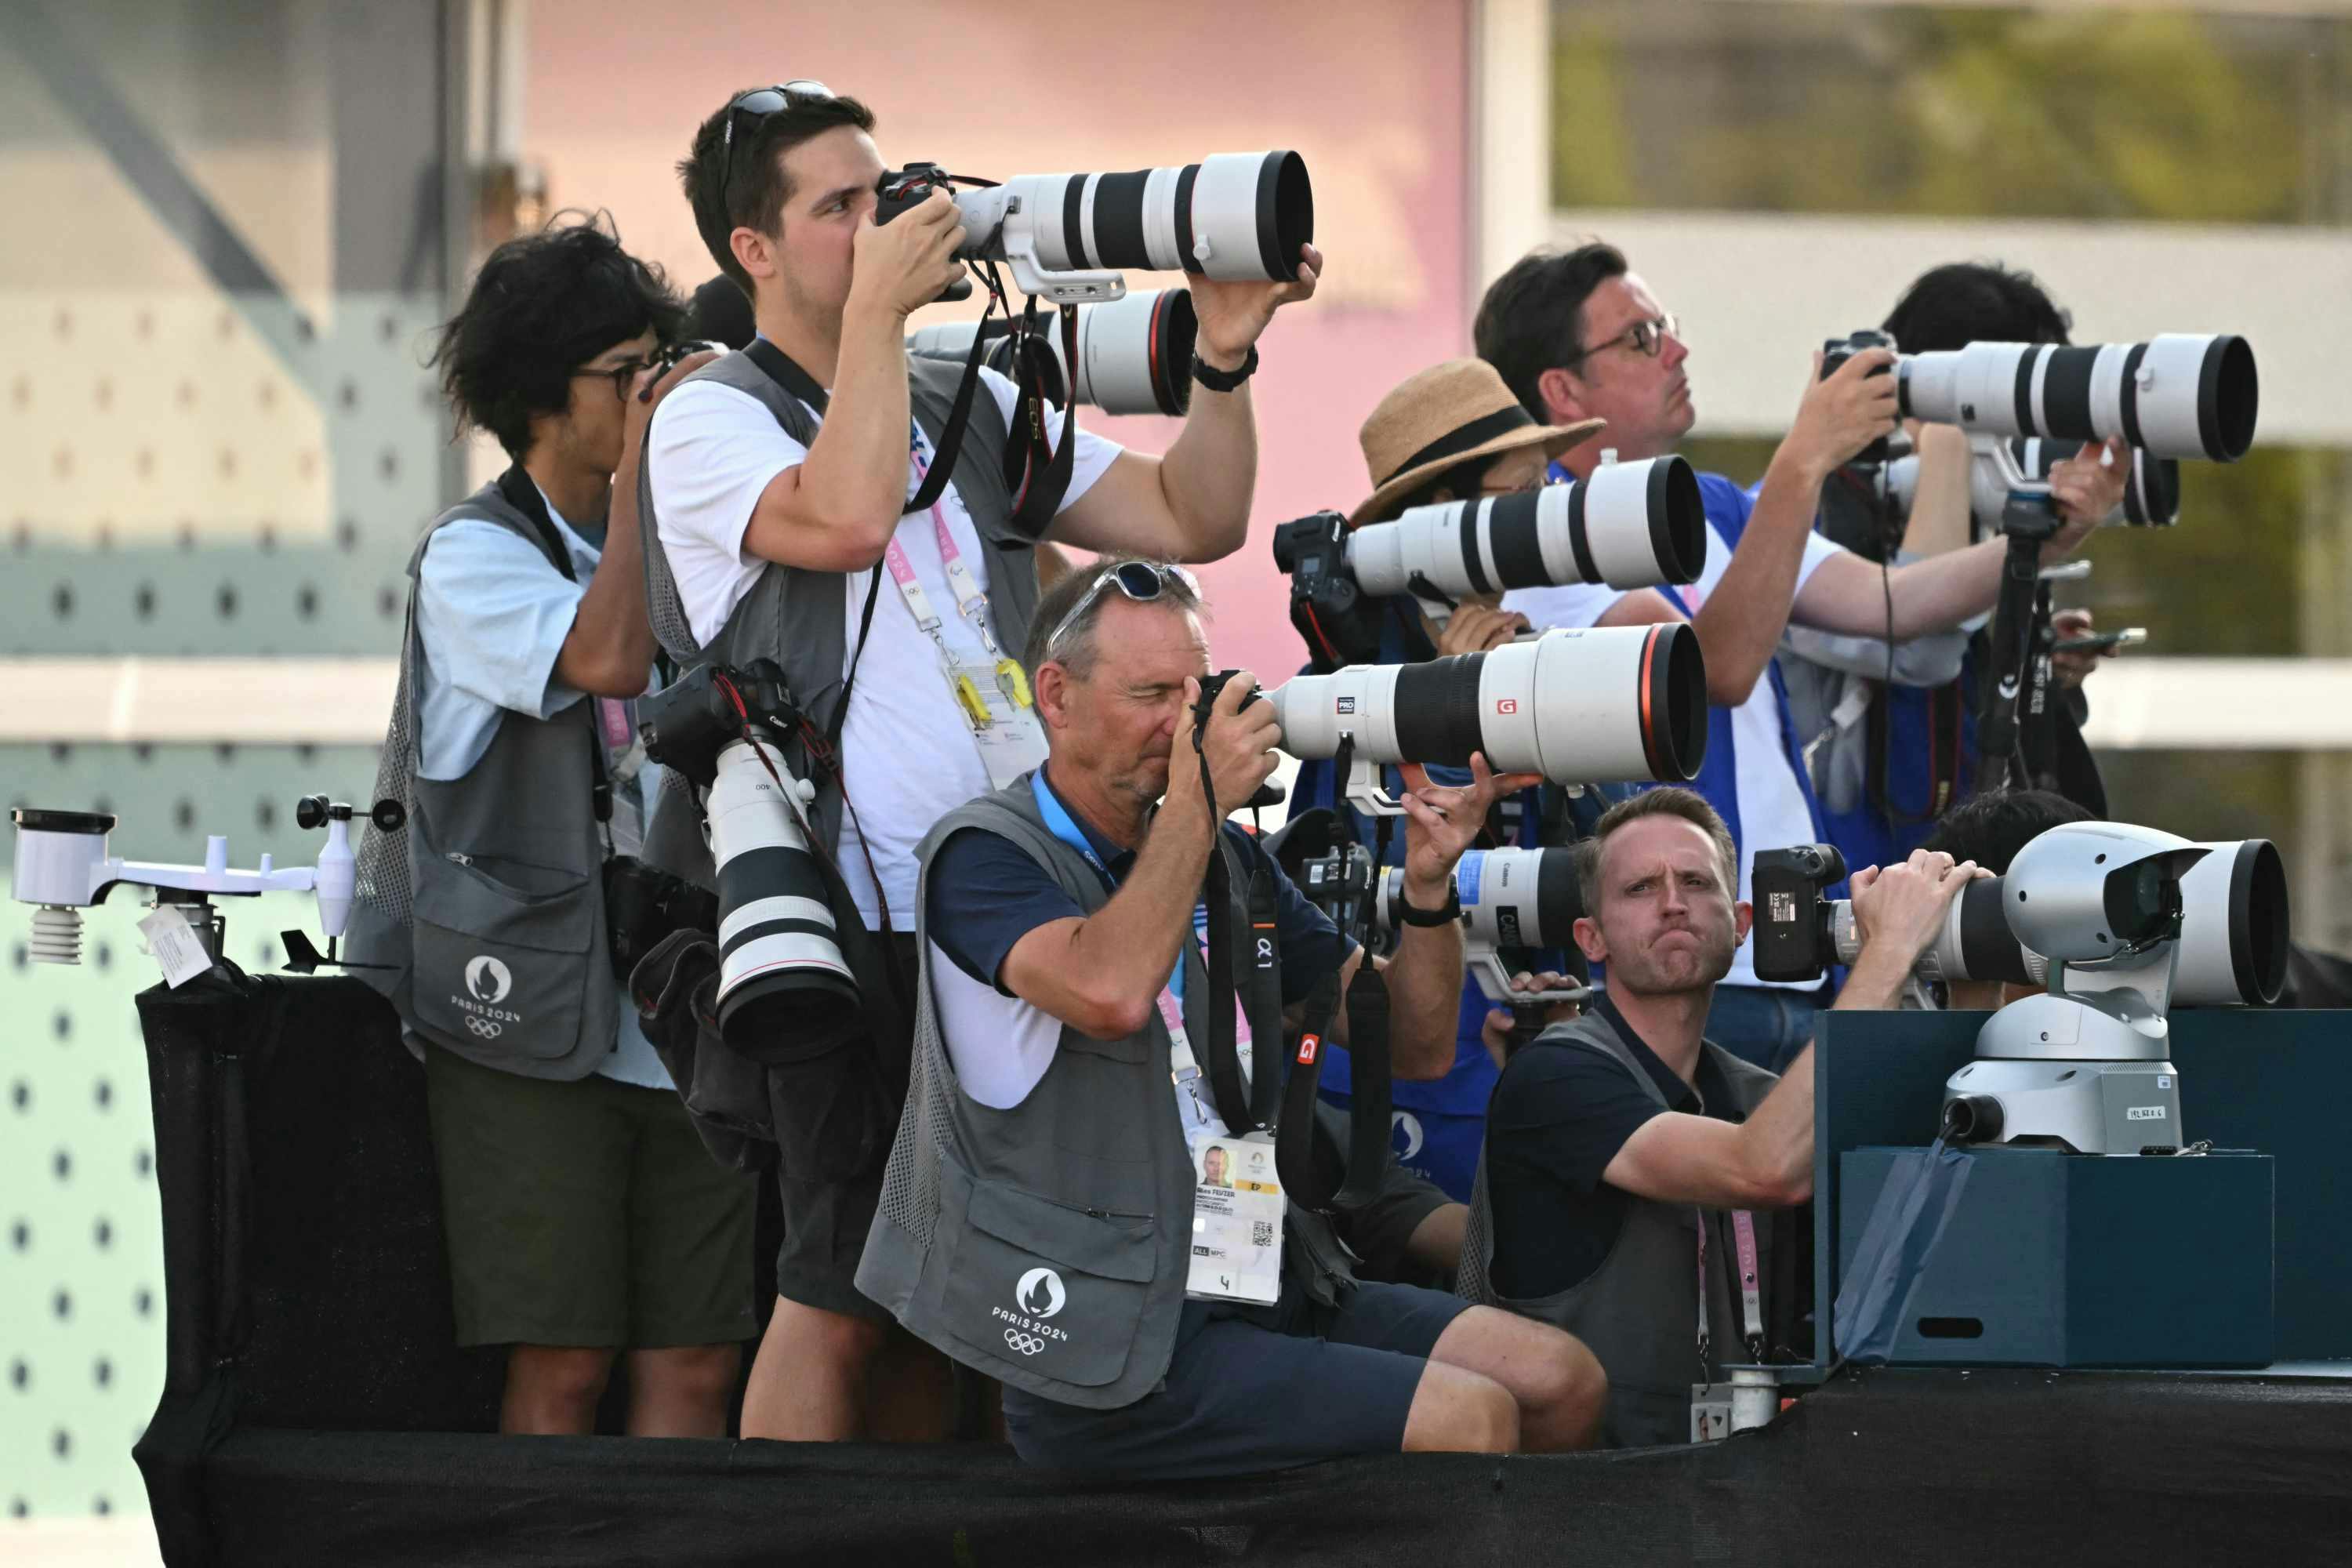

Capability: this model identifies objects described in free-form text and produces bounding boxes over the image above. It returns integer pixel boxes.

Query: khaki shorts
[424,1044,757,1349]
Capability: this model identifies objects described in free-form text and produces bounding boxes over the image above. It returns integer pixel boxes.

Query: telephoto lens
[1345,456,1704,599]
[1896,334,2259,463]
[1885,437,2180,532]
[906,288,1197,417]
[1266,626,1708,785]
[1373,848,1581,948]
[703,742,862,1054]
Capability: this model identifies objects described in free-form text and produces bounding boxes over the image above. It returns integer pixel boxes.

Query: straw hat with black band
[1351,359,1605,528]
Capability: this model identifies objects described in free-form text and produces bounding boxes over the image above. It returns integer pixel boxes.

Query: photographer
[1458,789,1976,1447]
[346,217,753,1436]
[858,560,1606,1477]
[644,85,1317,1441]
[1287,358,1605,1202]
[1784,263,2126,877]
[1475,243,2120,1071]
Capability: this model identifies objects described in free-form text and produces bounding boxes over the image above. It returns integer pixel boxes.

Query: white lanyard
[881,432,1034,734]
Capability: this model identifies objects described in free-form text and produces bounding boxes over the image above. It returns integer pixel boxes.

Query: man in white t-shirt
[1474,242,2118,1070]
[650,84,1319,1441]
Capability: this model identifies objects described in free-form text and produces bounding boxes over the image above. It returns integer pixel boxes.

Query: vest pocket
[938,1163,1157,1388]
[411,846,597,1063]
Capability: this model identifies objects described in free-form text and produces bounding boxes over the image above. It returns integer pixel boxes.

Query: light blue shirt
[412,484,672,1089]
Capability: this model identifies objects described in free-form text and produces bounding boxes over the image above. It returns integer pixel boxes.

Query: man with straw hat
[1281,359,1601,1218]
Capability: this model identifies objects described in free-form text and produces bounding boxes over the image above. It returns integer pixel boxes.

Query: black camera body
[873,163,978,303]
[1192,668,1265,728]
[1270,510,1385,670]
[637,659,805,790]
[1822,328,1899,467]
[1751,842,1849,983]
[654,337,723,377]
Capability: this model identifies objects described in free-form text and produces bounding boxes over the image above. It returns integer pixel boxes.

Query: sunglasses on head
[720,80,834,210]
[1044,561,1200,661]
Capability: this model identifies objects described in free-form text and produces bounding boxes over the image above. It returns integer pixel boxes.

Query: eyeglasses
[1044,561,1201,661]
[1566,312,1680,369]
[572,357,658,401]
[720,80,834,213]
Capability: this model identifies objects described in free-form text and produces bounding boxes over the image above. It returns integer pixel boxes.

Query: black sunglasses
[720,80,834,212]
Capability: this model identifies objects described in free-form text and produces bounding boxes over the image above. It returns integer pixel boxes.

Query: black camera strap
[495,464,614,830]
[1200,827,1284,1135]
[1000,299,1081,536]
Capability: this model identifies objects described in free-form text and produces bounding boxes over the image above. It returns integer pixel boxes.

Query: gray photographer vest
[858,775,1367,1410]
[1457,1013,1779,1447]
[636,350,1029,894]
[344,483,618,1081]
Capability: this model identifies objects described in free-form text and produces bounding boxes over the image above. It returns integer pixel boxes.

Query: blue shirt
[926,768,1352,1007]
[411,485,670,1088]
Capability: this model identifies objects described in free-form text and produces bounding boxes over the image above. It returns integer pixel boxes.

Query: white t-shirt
[648,362,1122,930]
[1507,495,1849,991]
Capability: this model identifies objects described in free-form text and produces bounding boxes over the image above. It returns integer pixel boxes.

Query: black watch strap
[1192,344,1258,394]
[1395,878,1461,927]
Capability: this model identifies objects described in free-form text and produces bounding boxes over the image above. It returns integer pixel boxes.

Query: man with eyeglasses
[1474,243,2114,1071]
[855,557,1606,1477]
[345,216,755,1438]
[643,85,1319,1441]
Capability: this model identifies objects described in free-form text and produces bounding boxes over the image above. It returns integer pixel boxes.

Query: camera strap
[1000,299,1080,536]
[1200,828,1284,1135]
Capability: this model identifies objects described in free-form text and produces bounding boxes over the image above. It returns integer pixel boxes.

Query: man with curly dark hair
[347,213,755,1438]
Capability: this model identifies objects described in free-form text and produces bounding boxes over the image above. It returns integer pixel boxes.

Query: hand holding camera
[1846,848,1983,986]
[1435,604,1530,657]
[851,188,969,321]
[1789,342,1901,477]
[1176,671,1281,820]
[1189,241,1324,370]
[1397,752,1542,901]
[625,344,723,446]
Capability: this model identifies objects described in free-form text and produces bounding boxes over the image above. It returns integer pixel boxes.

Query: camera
[908,288,1197,418]
[1269,456,1704,670]
[1822,328,1898,465]
[1372,848,1587,1008]
[637,662,861,1054]
[654,337,724,377]
[602,856,719,984]
[875,152,1313,306]
[1265,628,1708,804]
[1884,435,2180,536]
[1894,334,2258,463]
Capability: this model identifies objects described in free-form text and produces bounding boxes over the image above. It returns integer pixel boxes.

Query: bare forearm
[1693,445,1829,702]
[1152,378,1256,562]
[774,304,913,563]
[559,456,656,695]
[1379,873,1468,1080]
[1885,539,2003,638]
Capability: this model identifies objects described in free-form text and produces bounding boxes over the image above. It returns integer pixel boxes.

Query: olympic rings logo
[464,1016,503,1039]
[1003,1328,1045,1356]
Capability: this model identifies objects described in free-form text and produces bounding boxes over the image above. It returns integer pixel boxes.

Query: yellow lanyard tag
[996,658,1034,710]
[953,670,992,729]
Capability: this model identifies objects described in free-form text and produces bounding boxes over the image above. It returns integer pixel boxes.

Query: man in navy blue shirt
[1475,243,2119,1071]
[920,559,1606,1475]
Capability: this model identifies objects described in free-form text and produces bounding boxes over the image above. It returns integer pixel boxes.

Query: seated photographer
[1782,263,2129,876]
[344,216,754,1436]
[644,85,1318,1439]
[1288,359,1606,1202]
[858,559,1606,1478]
[1458,788,1976,1447]
[1918,788,2095,1011]
[1475,243,2119,1073]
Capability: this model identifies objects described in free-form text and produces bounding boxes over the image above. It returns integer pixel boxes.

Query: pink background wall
[527,0,1472,679]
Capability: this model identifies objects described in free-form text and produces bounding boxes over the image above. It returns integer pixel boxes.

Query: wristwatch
[1395,879,1461,927]
[1192,344,1258,393]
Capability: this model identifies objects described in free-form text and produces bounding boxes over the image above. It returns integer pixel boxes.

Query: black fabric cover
[134,970,2352,1566]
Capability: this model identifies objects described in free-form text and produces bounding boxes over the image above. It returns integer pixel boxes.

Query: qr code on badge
[1253,1221,1275,1248]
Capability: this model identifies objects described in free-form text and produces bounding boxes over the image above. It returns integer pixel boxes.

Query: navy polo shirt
[1484,993,1751,1300]
[926,770,1352,1006]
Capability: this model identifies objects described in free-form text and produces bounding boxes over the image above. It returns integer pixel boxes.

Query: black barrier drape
[131,969,2352,1567]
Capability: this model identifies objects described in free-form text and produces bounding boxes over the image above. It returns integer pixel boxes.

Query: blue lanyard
[1029,769,1197,1004]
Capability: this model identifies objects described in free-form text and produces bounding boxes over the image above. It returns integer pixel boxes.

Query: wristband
[1395,879,1461,927]
[1192,345,1258,394]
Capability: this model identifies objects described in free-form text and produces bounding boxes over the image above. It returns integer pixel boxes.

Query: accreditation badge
[951,659,1049,789]
[1185,1127,1283,1305]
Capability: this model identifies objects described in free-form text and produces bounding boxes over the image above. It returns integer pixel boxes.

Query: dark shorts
[423,1043,758,1349]
[999,1280,1473,1479]
[773,931,919,1325]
